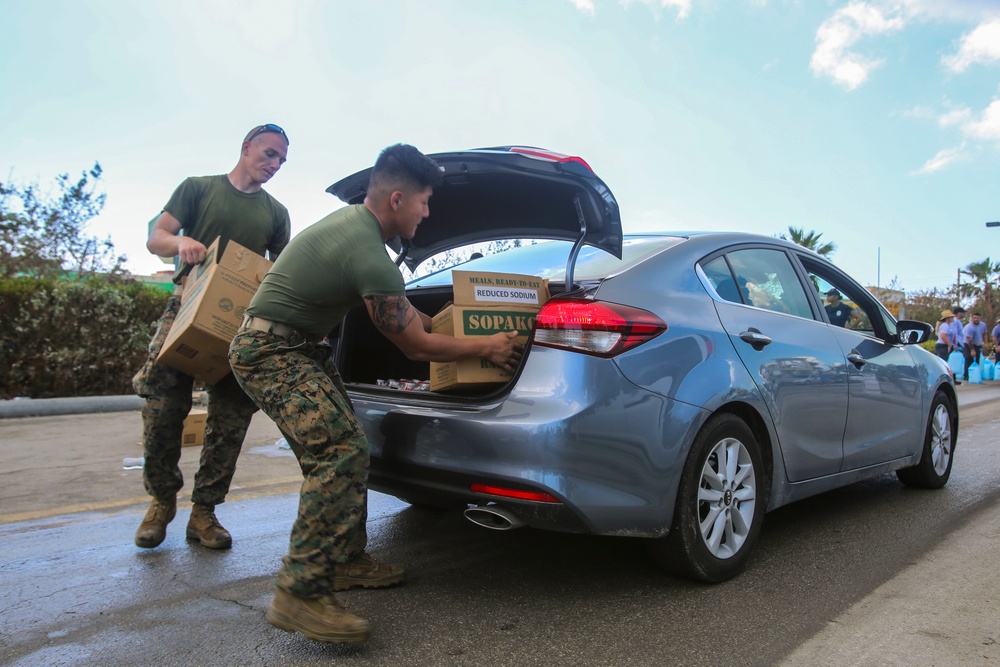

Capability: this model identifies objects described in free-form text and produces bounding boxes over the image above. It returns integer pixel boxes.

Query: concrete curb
[0,395,145,419]
[0,391,212,419]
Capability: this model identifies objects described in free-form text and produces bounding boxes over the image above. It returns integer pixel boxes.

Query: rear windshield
[408,236,685,287]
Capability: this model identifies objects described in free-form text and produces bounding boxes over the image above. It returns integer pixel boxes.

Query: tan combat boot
[185,503,232,549]
[332,552,406,591]
[266,588,369,644]
[134,496,177,548]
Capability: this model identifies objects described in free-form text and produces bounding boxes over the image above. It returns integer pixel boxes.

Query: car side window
[725,249,813,319]
[800,261,881,336]
[702,256,743,304]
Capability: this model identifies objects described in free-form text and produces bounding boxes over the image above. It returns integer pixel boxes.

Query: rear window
[407,236,684,287]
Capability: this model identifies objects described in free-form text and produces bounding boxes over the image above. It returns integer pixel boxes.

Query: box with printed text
[429,270,549,391]
[156,237,272,384]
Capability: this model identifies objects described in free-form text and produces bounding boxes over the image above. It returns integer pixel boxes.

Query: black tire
[896,392,955,489]
[648,413,766,583]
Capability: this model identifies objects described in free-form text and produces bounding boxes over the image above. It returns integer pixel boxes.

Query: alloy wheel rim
[698,436,756,559]
[930,403,952,476]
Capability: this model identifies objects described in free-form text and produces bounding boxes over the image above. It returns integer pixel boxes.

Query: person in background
[228,144,522,644]
[949,307,967,378]
[936,310,955,362]
[824,289,860,328]
[992,317,1000,361]
[133,124,291,550]
[963,312,987,379]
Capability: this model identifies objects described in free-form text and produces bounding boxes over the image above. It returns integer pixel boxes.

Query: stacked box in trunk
[430,270,549,391]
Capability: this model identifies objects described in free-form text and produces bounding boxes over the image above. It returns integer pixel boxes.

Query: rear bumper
[352,349,704,537]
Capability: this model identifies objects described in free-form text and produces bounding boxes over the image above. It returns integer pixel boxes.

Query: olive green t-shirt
[246,205,404,339]
[164,174,290,282]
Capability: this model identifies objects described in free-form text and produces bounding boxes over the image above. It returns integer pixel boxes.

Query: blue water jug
[969,362,982,384]
[981,357,995,381]
[948,350,964,377]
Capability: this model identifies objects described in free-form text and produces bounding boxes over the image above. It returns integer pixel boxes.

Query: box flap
[187,237,272,286]
[219,239,273,283]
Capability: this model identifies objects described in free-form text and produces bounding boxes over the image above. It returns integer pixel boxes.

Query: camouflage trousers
[228,326,368,599]
[133,295,258,507]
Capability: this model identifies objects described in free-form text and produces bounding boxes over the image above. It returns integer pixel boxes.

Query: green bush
[0,277,169,398]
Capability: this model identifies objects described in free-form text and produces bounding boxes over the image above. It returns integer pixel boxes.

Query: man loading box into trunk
[133,124,291,550]
[228,143,522,644]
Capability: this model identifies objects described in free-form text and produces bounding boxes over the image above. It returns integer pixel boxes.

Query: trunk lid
[327,146,623,280]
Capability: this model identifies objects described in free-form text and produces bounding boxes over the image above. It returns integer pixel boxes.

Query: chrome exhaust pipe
[463,505,526,531]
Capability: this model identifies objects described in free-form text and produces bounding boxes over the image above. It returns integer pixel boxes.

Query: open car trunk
[332,281,570,397]
[325,147,623,397]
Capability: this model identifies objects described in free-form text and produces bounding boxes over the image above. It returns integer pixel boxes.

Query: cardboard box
[450,270,550,308]
[182,409,207,447]
[156,238,272,384]
[430,270,549,392]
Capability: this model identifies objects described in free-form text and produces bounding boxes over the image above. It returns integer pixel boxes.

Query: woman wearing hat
[936,310,955,361]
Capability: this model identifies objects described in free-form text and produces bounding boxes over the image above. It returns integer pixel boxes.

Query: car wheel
[896,392,955,489]
[648,413,765,583]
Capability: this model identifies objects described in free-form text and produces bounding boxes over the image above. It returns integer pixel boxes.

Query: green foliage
[777,226,836,257]
[0,163,126,279]
[0,277,169,398]
[901,287,953,329]
[956,257,999,328]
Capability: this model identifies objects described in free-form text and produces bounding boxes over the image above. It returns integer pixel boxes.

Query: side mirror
[896,320,933,345]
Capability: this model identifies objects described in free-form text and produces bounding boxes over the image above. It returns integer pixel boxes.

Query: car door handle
[847,351,868,368]
[739,329,772,350]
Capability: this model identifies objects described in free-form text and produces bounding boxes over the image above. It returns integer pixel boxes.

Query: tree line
[0,167,995,396]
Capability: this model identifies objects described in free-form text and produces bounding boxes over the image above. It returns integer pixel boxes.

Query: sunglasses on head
[245,123,288,144]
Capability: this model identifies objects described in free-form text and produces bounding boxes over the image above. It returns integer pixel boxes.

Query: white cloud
[901,0,1000,23]
[963,98,1000,141]
[915,95,1000,173]
[943,19,1000,72]
[568,0,596,16]
[810,1,906,90]
[618,0,692,20]
[939,106,973,127]
[913,145,966,174]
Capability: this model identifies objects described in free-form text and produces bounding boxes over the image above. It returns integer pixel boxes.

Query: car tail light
[533,297,667,357]
[507,146,594,173]
[470,483,562,504]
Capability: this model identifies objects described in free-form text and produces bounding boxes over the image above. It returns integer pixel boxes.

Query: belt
[241,315,298,340]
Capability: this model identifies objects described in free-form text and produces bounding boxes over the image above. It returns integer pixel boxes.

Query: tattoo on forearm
[367,295,415,334]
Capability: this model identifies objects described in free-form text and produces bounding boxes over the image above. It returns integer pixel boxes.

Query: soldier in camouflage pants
[134,123,290,550]
[133,293,258,548]
[226,144,519,644]
[228,327,369,598]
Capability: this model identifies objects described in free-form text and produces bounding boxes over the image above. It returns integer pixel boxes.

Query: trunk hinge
[565,195,587,290]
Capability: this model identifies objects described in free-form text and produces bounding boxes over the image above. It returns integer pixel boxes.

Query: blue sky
[2,0,998,292]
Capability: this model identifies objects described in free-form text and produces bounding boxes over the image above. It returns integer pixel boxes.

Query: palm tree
[778,226,836,257]
[957,258,999,326]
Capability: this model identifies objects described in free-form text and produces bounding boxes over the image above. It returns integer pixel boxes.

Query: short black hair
[368,144,442,195]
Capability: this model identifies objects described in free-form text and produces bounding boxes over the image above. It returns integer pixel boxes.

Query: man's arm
[365,295,521,370]
[146,211,208,265]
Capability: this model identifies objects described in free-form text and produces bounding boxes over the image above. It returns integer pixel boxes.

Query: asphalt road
[1,385,999,666]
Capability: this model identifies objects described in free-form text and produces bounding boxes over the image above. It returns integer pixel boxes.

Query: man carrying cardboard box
[132,124,291,550]
[229,144,522,644]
